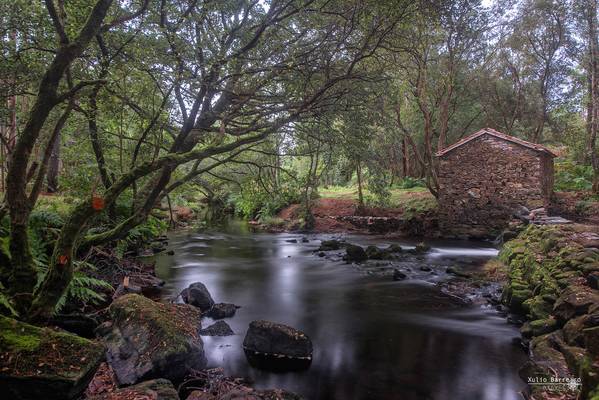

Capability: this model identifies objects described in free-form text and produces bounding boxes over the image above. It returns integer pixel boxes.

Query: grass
[318,185,432,209]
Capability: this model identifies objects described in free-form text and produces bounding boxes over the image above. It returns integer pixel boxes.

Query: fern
[0,282,18,317]
[54,262,113,314]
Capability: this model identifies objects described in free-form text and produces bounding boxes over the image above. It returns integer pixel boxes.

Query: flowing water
[155,222,528,400]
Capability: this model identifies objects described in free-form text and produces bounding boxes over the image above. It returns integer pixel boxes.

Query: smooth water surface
[155,224,527,400]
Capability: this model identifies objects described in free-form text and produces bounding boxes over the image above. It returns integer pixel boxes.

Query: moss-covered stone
[529,318,558,336]
[524,296,554,320]
[103,294,206,386]
[0,315,104,400]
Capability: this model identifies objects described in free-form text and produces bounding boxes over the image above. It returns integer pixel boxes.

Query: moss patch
[0,315,103,379]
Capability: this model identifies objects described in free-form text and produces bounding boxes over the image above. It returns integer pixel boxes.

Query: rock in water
[0,315,104,400]
[181,282,215,312]
[413,242,431,254]
[243,320,312,371]
[102,294,206,385]
[393,269,407,281]
[199,320,234,336]
[345,244,367,262]
[318,239,343,251]
[207,303,239,319]
[88,378,179,400]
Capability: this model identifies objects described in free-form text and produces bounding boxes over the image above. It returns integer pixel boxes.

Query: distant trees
[0,0,407,320]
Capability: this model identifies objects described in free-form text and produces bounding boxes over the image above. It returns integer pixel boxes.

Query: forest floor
[276,186,437,233]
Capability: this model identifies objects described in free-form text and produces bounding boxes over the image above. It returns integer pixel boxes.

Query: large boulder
[181,282,215,312]
[0,315,104,400]
[345,244,367,262]
[243,320,312,371]
[102,294,206,385]
[88,378,179,400]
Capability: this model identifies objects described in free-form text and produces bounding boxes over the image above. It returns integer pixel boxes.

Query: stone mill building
[436,128,555,236]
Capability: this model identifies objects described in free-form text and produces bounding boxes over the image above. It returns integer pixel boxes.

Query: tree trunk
[46,134,60,193]
[588,0,599,194]
[356,161,364,210]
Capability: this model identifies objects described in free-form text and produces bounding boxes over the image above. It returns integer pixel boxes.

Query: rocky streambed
[5,224,565,400]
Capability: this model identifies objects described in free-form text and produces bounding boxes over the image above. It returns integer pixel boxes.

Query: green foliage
[114,216,167,258]
[230,180,302,220]
[54,261,113,313]
[0,282,18,317]
[395,177,426,189]
[365,168,391,207]
[554,160,593,191]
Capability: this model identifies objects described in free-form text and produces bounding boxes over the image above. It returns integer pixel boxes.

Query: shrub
[554,160,593,191]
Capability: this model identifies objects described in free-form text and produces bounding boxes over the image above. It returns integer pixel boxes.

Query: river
[154,222,528,400]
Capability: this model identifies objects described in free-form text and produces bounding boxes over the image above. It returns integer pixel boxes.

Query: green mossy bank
[500,225,599,399]
[0,315,104,399]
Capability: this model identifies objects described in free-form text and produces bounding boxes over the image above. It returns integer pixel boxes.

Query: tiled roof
[435,128,556,157]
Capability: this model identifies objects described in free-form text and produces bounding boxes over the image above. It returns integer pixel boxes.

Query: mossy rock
[0,315,104,400]
[318,240,344,251]
[580,356,599,399]
[103,294,206,386]
[507,288,533,312]
[519,332,573,386]
[564,315,588,346]
[524,296,553,320]
[529,318,558,336]
[386,244,403,253]
[365,245,390,260]
[345,244,367,262]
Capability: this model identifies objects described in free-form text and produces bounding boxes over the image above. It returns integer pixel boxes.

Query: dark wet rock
[207,303,239,319]
[0,315,104,400]
[393,269,407,281]
[89,378,179,400]
[166,250,175,255]
[317,252,325,257]
[588,272,599,290]
[419,266,432,272]
[301,237,309,243]
[286,239,297,243]
[243,320,312,372]
[151,243,167,254]
[563,315,587,346]
[585,326,599,356]
[387,244,403,253]
[446,267,471,278]
[181,282,215,312]
[48,313,100,338]
[553,284,599,323]
[318,239,343,251]
[345,244,367,262]
[199,320,234,336]
[102,294,206,385]
[365,245,389,260]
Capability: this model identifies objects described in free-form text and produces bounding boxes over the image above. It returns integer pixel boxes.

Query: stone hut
[436,128,555,236]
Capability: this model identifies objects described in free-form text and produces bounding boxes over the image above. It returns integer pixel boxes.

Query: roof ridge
[435,128,556,157]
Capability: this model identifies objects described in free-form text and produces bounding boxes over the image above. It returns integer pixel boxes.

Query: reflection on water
[155,224,527,400]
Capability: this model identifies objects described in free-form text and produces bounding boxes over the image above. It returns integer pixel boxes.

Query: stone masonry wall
[437,135,552,235]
